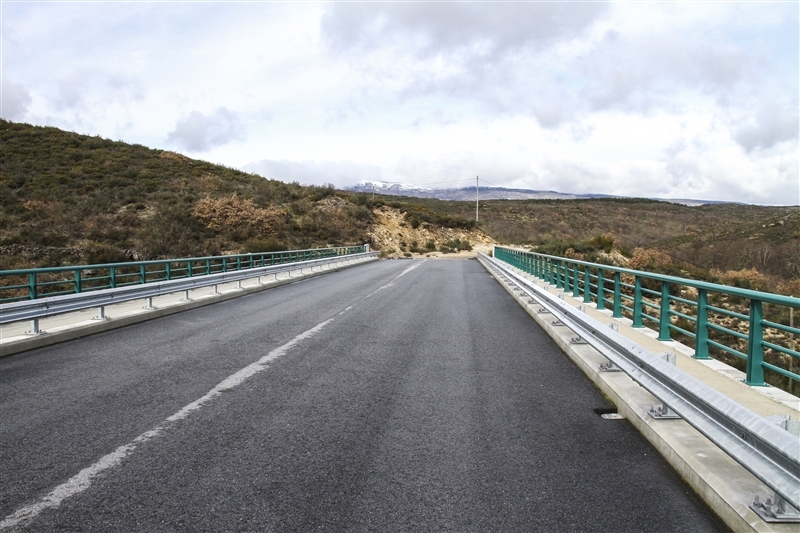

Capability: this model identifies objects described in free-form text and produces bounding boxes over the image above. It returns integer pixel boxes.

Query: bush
[243,237,287,253]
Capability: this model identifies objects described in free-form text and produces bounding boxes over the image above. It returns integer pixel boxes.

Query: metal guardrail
[0,251,378,326]
[481,252,800,516]
[0,246,368,303]
[493,246,800,390]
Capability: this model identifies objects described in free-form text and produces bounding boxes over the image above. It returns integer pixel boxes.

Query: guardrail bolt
[751,493,800,523]
[648,404,681,419]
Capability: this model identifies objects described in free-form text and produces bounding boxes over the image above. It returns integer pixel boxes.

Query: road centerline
[0,316,337,530]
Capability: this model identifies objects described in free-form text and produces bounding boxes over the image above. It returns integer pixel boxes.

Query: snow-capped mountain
[345,181,722,206]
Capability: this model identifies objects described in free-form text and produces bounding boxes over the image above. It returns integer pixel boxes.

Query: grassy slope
[0,120,376,268]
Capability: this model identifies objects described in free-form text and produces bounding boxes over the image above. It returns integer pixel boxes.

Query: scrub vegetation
[1,119,798,298]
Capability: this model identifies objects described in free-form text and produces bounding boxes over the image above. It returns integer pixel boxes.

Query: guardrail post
[694,289,710,359]
[745,299,766,386]
[74,270,82,294]
[596,269,605,310]
[633,276,643,327]
[27,318,44,335]
[613,272,622,318]
[658,281,671,341]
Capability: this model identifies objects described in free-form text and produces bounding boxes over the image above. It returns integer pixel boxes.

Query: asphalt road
[0,258,730,532]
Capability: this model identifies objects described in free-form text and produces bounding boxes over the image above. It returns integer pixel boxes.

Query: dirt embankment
[368,206,494,258]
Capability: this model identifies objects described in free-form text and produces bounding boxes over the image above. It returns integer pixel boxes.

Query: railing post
[165,263,171,281]
[745,299,766,386]
[222,257,228,273]
[613,271,622,318]
[572,263,580,297]
[28,272,37,300]
[632,276,643,327]
[140,264,146,285]
[110,267,117,289]
[596,269,605,310]
[694,289,710,359]
[583,266,591,303]
[556,261,564,289]
[206,259,211,276]
[187,261,193,277]
[74,270,82,294]
[658,281,671,341]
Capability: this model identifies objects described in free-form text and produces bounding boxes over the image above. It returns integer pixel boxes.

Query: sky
[1,1,798,206]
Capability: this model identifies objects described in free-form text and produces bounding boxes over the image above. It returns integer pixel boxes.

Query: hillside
[1,120,798,295]
[0,120,381,269]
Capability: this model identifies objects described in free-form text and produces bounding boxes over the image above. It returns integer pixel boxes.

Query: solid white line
[0,318,335,530]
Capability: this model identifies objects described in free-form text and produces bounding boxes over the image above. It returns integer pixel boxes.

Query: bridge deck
[2,259,731,531]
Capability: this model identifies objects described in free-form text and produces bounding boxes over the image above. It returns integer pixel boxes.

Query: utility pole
[476,176,479,222]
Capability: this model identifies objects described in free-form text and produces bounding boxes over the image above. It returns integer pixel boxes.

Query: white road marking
[0,318,335,530]
[366,260,426,297]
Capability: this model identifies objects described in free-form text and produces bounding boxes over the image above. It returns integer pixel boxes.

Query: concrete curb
[0,258,376,357]
[479,255,796,533]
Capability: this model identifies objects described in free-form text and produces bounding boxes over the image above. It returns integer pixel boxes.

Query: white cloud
[0,1,796,205]
[0,79,31,120]
[167,107,245,153]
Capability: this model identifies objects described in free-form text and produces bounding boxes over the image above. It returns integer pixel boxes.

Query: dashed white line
[0,317,335,530]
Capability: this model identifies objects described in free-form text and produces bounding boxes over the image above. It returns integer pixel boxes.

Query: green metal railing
[0,246,367,304]
[494,246,800,391]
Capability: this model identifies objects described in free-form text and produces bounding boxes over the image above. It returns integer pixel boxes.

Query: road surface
[0,259,729,532]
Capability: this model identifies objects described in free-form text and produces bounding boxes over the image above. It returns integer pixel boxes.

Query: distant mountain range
[345,181,723,206]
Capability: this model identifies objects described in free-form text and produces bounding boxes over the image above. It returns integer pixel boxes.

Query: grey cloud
[321,2,610,127]
[581,32,750,114]
[54,71,144,111]
[323,2,609,59]
[243,159,382,187]
[734,101,799,152]
[1,79,32,120]
[167,107,245,152]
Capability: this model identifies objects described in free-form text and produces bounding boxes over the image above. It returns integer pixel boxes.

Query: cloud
[0,79,32,120]
[323,2,609,58]
[321,2,610,125]
[734,101,799,153]
[53,70,144,112]
[167,107,245,152]
[243,159,382,187]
